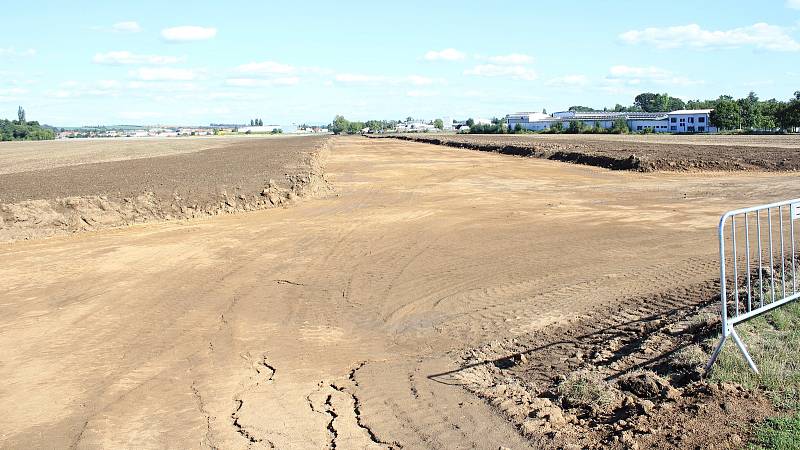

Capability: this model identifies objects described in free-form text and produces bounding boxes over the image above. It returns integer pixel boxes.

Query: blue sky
[1,0,800,126]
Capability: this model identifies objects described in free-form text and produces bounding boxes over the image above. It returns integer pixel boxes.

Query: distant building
[237,125,283,133]
[665,109,716,133]
[506,109,717,133]
[396,121,438,132]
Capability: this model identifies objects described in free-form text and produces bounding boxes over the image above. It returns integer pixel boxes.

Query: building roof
[667,109,713,115]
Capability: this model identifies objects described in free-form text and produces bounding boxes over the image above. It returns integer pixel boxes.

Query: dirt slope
[2,137,800,449]
[375,134,800,172]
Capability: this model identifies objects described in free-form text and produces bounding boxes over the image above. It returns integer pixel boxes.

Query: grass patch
[708,301,800,409]
[750,412,800,450]
[707,300,800,448]
[557,371,620,411]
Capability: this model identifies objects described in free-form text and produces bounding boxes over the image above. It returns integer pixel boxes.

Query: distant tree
[433,118,444,130]
[514,123,523,133]
[405,116,414,123]
[568,106,595,112]
[466,118,475,127]
[330,115,350,134]
[610,118,630,134]
[777,96,800,130]
[634,93,659,112]
[737,91,759,129]
[17,106,25,124]
[710,97,742,130]
[542,108,547,114]
[756,99,781,130]
[549,121,564,133]
[250,119,254,126]
[635,92,684,112]
[566,120,589,133]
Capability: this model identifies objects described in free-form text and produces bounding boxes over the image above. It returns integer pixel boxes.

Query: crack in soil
[333,361,396,448]
[191,380,219,450]
[230,353,277,447]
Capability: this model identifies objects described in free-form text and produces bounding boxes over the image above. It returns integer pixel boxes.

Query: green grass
[708,301,800,448]
[750,412,800,450]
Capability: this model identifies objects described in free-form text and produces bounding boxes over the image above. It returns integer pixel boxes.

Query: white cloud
[406,90,440,98]
[130,67,198,81]
[335,73,383,83]
[609,65,671,78]
[463,64,537,80]
[0,87,28,98]
[424,48,466,61]
[234,61,295,75]
[334,73,444,85]
[606,65,701,87]
[225,77,300,87]
[93,51,183,65]
[111,21,142,33]
[487,53,534,65]
[788,0,800,9]
[161,26,217,42]
[0,47,36,58]
[620,23,800,51]
[545,74,589,87]
[119,111,164,120]
[407,75,437,86]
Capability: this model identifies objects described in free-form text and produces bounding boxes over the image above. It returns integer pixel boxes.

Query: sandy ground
[2,137,800,449]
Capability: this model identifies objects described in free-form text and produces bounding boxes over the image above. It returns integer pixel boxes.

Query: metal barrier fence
[706,198,800,374]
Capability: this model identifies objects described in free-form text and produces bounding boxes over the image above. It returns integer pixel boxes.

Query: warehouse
[507,109,716,133]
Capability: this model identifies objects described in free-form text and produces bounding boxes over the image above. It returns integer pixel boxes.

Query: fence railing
[706,199,800,374]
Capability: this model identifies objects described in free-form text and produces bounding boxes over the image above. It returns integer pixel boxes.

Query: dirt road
[2,137,799,449]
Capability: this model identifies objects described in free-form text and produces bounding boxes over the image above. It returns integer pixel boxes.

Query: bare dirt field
[378,133,800,172]
[0,135,330,241]
[0,135,312,175]
[1,137,799,448]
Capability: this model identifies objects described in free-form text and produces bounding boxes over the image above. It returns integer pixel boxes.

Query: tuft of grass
[671,344,707,369]
[750,412,800,450]
[557,371,620,411]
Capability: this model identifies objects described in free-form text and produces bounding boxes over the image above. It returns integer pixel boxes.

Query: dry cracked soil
[1,136,800,449]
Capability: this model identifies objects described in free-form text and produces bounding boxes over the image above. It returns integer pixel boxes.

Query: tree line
[570,91,800,131]
[0,107,55,141]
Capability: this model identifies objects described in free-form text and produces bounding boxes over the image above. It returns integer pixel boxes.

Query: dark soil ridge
[372,135,639,171]
[370,135,800,172]
[0,139,332,243]
[435,276,777,449]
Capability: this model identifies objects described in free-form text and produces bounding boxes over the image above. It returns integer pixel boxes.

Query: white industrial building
[507,110,717,133]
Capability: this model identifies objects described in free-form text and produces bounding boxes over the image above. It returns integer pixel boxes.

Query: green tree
[549,121,564,133]
[737,91,759,129]
[466,118,475,127]
[434,118,444,130]
[710,97,742,130]
[542,108,547,114]
[610,118,629,134]
[330,115,350,134]
[17,106,25,124]
[568,106,595,112]
[777,96,800,131]
[514,123,523,133]
[566,120,588,133]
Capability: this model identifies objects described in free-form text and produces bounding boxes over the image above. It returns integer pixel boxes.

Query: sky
[1,0,800,126]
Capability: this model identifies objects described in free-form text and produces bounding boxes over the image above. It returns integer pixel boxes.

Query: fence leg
[730,327,760,375]
[705,333,728,373]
